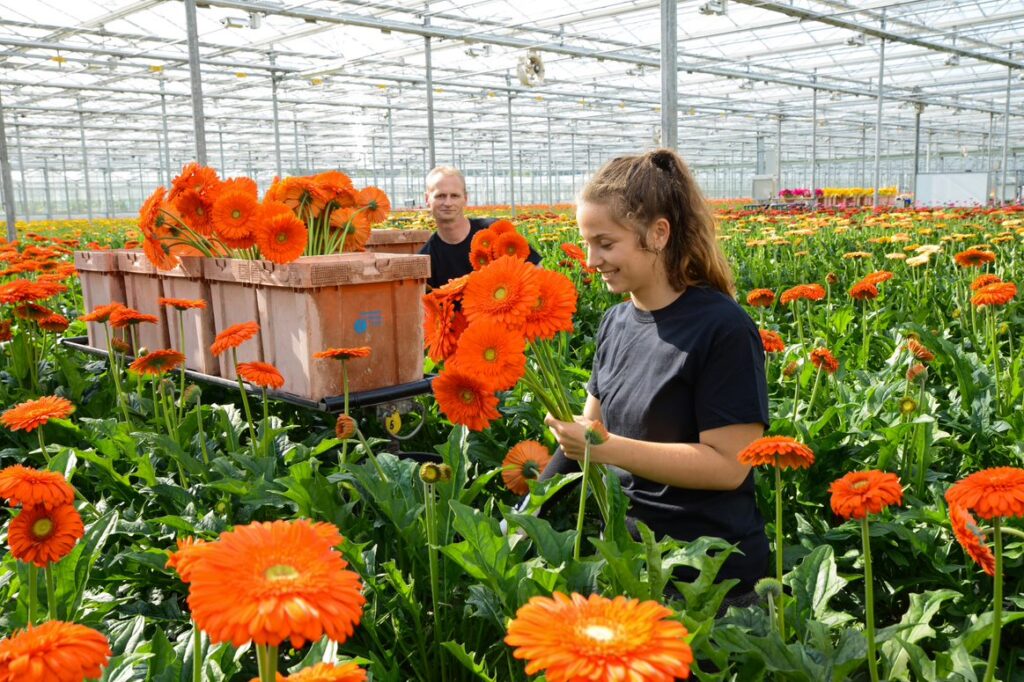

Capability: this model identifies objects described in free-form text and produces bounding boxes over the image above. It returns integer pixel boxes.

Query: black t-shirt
[586,286,771,592]
[419,218,541,289]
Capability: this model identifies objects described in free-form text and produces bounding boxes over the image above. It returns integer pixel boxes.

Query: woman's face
[577,201,664,297]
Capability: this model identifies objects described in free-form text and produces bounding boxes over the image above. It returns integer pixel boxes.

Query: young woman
[544,148,770,609]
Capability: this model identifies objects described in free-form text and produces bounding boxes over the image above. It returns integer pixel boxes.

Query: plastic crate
[74,250,126,350]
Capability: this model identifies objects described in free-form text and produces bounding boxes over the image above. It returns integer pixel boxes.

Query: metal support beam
[42,156,52,221]
[810,71,818,209]
[159,78,171,185]
[912,104,922,206]
[60,152,71,219]
[775,114,782,199]
[660,0,678,150]
[999,47,1012,205]
[270,54,283,177]
[872,14,886,208]
[423,6,436,170]
[77,101,93,222]
[506,74,516,216]
[0,87,16,240]
[386,100,396,202]
[104,141,113,218]
[218,129,226,174]
[293,112,300,175]
[547,116,553,205]
[184,0,207,164]
[13,122,29,221]
[570,131,576,198]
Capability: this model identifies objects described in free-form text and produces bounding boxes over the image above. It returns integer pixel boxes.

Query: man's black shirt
[419,218,541,289]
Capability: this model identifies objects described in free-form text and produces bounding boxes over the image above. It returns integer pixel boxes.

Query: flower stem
[804,366,822,420]
[862,517,880,682]
[574,440,592,561]
[340,360,350,463]
[231,349,259,455]
[192,622,203,682]
[27,563,37,625]
[774,463,786,639]
[37,429,50,466]
[44,565,57,621]
[982,520,1003,682]
[987,310,1001,415]
[423,479,447,682]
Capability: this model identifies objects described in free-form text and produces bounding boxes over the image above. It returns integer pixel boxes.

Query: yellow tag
[385,411,402,436]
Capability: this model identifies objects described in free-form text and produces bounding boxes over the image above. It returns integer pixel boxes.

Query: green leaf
[441,641,498,682]
[787,544,852,627]
[505,511,575,566]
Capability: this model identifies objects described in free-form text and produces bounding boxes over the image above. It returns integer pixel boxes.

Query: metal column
[506,74,516,216]
[0,86,17,240]
[60,153,71,219]
[160,78,172,184]
[872,12,886,207]
[660,0,678,150]
[42,157,52,221]
[546,116,553,205]
[292,113,300,175]
[184,0,207,164]
[775,115,782,200]
[387,103,396,201]
[986,111,995,202]
[999,48,1012,205]
[14,122,29,220]
[912,104,922,206]
[270,54,283,177]
[423,6,436,169]
[571,131,576,198]
[371,135,378,188]
[218,129,226,174]
[104,142,114,218]
[78,101,93,222]
[490,137,496,205]
[810,72,818,209]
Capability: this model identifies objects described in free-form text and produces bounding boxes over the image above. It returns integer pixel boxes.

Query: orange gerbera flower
[505,592,693,682]
[523,268,577,342]
[849,281,879,300]
[236,361,285,389]
[862,271,894,286]
[109,307,159,329]
[38,313,69,334]
[907,363,927,382]
[470,229,497,256]
[489,219,516,235]
[494,231,531,261]
[469,246,492,271]
[0,620,111,682]
[329,207,372,252]
[158,297,207,311]
[954,248,996,268]
[737,435,815,470]
[284,662,367,682]
[502,441,552,495]
[949,504,996,576]
[210,321,260,357]
[829,470,903,520]
[432,369,500,432]
[186,519,365,648]
[1,396,74,433]
[129,349,186,376]
[173,189,214,236]
[79,302,125,324]
[779,283,826,305]
[971,281,1016,307]
[0,279,66,305]
[139,186,166,238]
[759,329,785,353]
[335,414,356,440]
[8,503,84,567]
[449,320,527,391]
[970,273,1002,291]
[906,338,934,362]
[423,295,463,363]
[0,465,74,510]
[945,467,1024,520]
[810,347,840,374]
[169,162,221,202]
[257,211,308,264]
[13,303,54,323]
[143,234,180,271]
[355,187,390,226]
[166,536,211,583]
[746,288,776,307]
[462,256,540,329]
[560,242,588,268]
[212,190,260,240]
[0,320,10,343]
[314,347,372,361]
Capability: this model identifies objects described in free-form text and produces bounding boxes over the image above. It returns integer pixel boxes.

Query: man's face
[426,175,467,224]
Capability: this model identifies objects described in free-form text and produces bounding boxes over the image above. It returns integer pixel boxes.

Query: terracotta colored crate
[74,250,127,350]
[115,251,171,353]
[160,256,220,376]
[201,257,265,379]
[365,229,431,255]
[227,252,429,401]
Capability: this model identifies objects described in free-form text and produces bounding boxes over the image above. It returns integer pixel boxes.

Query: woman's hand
[544,414,610,463]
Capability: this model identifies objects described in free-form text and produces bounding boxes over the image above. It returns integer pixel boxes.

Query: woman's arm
[545,396,762,491]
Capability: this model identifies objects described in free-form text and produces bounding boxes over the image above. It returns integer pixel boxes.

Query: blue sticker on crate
[354,310,384,334]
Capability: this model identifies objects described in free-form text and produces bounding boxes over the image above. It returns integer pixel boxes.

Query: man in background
[419,166,539,289]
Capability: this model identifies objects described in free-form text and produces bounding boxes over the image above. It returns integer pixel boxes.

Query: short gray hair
[425,166,467,194]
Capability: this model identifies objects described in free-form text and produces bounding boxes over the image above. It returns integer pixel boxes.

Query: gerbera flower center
[459,389,475,404]
[581,623,617,643]
[493,287,508,301]
[231,209,242,219]
[277,232,288,244]
[264,564,300,582]
[483,348,498,362]
[851,479,870,491]
[195,206,205,217]
[32,517,54,538]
